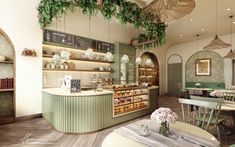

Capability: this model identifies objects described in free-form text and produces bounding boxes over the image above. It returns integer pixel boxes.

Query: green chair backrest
[222,91,235,102]
[178,98,221,131]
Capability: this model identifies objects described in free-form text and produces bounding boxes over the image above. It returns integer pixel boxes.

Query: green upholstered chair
[229,144,235,147]
[178,98,225,141]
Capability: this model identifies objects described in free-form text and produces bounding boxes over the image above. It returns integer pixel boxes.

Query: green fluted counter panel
[42,88,158,133]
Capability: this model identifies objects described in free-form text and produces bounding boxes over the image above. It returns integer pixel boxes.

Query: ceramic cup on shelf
[64,62,69,69]
[46,63,51,69]
[51,63,55,69]
[99,67,104,71]
[60,64,64,70]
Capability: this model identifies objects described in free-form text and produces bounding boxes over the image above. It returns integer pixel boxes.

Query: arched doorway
[0,28,15,125]
[139,52,159,86]
[167,54,182,96]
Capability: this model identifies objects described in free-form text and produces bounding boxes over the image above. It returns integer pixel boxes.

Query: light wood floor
[0,96,234,147]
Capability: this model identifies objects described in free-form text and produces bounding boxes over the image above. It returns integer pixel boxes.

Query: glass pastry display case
[112,85,149,117]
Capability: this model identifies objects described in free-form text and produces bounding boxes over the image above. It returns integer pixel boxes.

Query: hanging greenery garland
[37,0,167,49]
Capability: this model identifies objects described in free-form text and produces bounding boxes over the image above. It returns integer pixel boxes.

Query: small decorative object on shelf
[70,79,81,93]
[151,107,177,137]
[22,48,37,57]
[83,48,95,59]
[60,50,71,60]
[0,78,14,89]
[104,52,113,62]
[145,59,152,66]
[60,75,72,91]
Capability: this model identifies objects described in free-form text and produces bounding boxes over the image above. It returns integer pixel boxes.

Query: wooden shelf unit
[43,68,114,73]
[138,65,158,86]
[43,54,114,64]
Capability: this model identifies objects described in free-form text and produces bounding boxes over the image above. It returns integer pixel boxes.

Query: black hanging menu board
[43,29,114,53]
[70,79,81,93]
[74,36,85,48]
[96,41,114,53]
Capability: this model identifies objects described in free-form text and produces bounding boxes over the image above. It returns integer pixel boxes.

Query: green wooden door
[168,63,182,96]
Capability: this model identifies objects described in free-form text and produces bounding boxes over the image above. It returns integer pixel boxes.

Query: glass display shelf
[43,68,114,73]
[113,87,149,117]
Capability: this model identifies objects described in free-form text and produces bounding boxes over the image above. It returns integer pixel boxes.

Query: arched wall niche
[0,28,16,125]
[139,52,160,86]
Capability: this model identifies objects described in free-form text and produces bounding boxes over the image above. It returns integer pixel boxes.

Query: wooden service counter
[42,86,158,133]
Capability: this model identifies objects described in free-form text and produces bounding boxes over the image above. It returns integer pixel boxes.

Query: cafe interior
[0,0,235,146]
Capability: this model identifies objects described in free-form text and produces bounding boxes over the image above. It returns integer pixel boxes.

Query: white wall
[0,0,141,117]
[0,0,42,117]
[166,34,234,92]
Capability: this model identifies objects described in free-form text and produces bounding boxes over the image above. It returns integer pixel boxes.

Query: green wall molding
[186,82,225,89]
[185,50,224,83]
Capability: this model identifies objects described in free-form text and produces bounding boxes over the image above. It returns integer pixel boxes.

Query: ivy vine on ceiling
[37,0,167,50]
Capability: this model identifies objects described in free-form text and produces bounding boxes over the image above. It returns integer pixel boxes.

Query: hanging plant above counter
[37,0,167,50]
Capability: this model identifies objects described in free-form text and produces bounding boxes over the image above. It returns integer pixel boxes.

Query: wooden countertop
[42,88,113,96]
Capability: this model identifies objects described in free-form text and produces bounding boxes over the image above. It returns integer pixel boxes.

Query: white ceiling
[134,0,235,45]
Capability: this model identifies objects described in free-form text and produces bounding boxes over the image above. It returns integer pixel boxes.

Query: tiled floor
[0,95,234,147]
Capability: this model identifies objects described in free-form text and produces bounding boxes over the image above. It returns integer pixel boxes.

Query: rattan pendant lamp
[224,15,235,58]
[203,0,231,50]
[142,0,195,23]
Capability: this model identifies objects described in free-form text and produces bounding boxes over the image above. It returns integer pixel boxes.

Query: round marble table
[102,120,219,147]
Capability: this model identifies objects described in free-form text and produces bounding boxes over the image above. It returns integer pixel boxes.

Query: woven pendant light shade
[142,0,195,23]
[203,35,231,50]
[223,49,235,58]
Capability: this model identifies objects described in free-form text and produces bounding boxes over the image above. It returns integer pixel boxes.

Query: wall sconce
[22,48,37,57]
